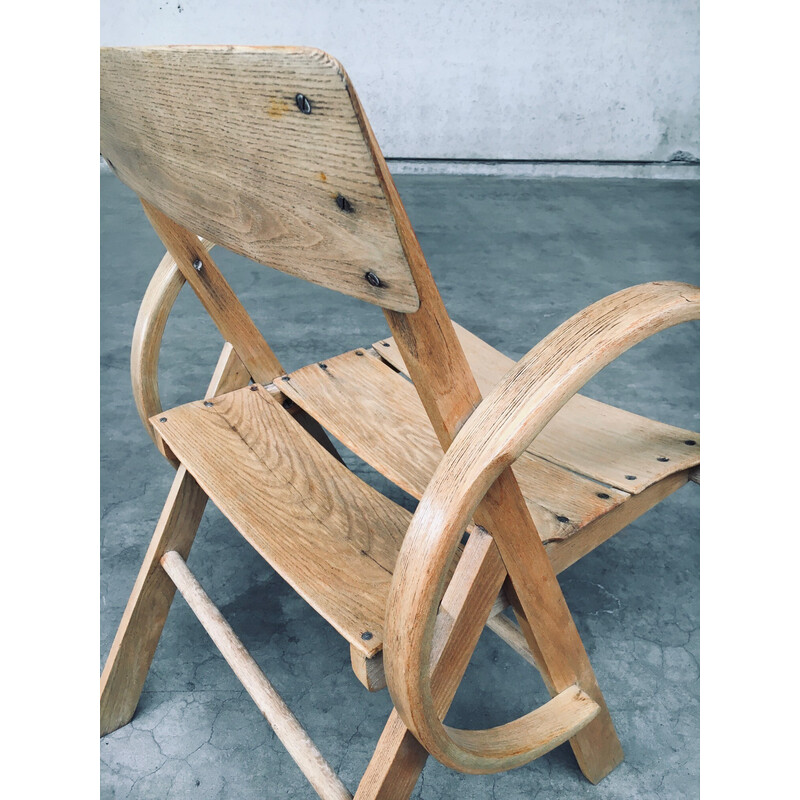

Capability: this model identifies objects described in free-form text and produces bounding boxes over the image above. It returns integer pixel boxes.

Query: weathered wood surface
[152,384,411,656]
[101,344,251,736]
[375,321,700,493]
[101,45,419,311]
[280,350,628,543]
[384,282,699,774]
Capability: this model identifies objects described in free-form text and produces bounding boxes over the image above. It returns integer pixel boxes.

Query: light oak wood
[353,85,626,780]
[130,240,220,462]
[384,281,699,774]
[100,46,419,312]
[102,45,700,797]
[100,343,250,736]
[152,384,411,656]
[281,349,631,543]
[140,201,343,463]
[376,322,700,494]
[351,647,387,693]
[162,551,352,800]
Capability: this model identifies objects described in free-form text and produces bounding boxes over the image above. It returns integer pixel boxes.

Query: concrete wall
[101,1,699,163]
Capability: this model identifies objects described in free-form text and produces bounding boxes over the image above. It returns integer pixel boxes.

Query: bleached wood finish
[357,98,626,780]
[375,322,700,493]
[151,384,411,656]
[162,551,352,800]
[280,350,629,542]
[130,240,221,461]
[102,45,700,796]
[100,46,419,312]
[350,647,387,693]
[101,343,250,736]
[384,281,699,774]
[140,201,343,463]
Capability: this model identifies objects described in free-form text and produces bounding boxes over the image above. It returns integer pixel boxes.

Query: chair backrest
[100,45,419,312]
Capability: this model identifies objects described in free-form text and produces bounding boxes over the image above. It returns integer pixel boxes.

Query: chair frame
[100,45,699,798]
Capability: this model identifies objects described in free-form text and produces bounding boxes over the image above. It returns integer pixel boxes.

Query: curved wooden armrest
[130,242,216,463]
[384,281,699,774]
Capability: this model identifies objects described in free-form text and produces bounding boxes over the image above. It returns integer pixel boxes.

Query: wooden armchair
[99,46,700,798]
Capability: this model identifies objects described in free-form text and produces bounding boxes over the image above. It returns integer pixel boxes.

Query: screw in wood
[556,515,570,523]
[336,194,354,213]
[365,271,382,287]
[192,258,203,272]
[657,456,670,462]
[361,631,373,641]
[159,417,167,423]
[625,475,637,480]
[204,401,214,407]
[684,440,696,446]
[319,363,328,370]
[597,492,610,499]
[295,93,311,114]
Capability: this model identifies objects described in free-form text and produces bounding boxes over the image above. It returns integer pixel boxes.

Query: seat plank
[279,351,629,544]
[152,385,411,656]
[374,323,700,493]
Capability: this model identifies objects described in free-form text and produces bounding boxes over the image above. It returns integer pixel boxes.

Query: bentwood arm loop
[130,242,218,463]
[383,281,700,775]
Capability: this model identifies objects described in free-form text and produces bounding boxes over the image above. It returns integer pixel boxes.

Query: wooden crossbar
[160,551,352,800]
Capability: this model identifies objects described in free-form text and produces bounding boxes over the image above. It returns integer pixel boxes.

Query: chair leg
[100,342,251,736]
[100,466,208,735]
[355,528,507,799]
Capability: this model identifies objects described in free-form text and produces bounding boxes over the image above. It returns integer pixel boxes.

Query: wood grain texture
[375,321,700,494]
[162,551,352,800]
[130,240,220,462]
[279,350,628,543]
[101,46,419,312]
[384,281,699,774]
[101,344,251,736]
[345,94,626,781]
[140,199,344,464]
[152,385,411,656]
[350,647,387,693]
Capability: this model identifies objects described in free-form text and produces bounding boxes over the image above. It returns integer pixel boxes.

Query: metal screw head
[159,417,167,423]
[336,194,354,213]
[556,515,570,524]
[684,439,697,446]
[365,271,382,287]
[319,363,328,370]
[361,631,373,641]
[295,93,312,114]
[281,375,290,381]
[625,475,637,481]
[204,401,214,407]
[355,350,364,356]
[250,385,259,391]
[192,258,203,272]
[657,456,670,462]
[597,492,610,499]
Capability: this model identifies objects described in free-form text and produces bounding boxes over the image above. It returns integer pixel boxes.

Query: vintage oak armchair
[100,46,700,798]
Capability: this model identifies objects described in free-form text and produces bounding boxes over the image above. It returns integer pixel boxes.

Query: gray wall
[101,1,699,163]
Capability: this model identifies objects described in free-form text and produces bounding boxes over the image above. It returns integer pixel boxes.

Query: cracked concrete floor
[100,174,699,798]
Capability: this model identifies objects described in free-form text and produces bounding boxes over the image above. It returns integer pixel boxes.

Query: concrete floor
[100,174,699,799]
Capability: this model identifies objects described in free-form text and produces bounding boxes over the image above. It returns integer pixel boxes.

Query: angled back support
[100,45,419,312]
